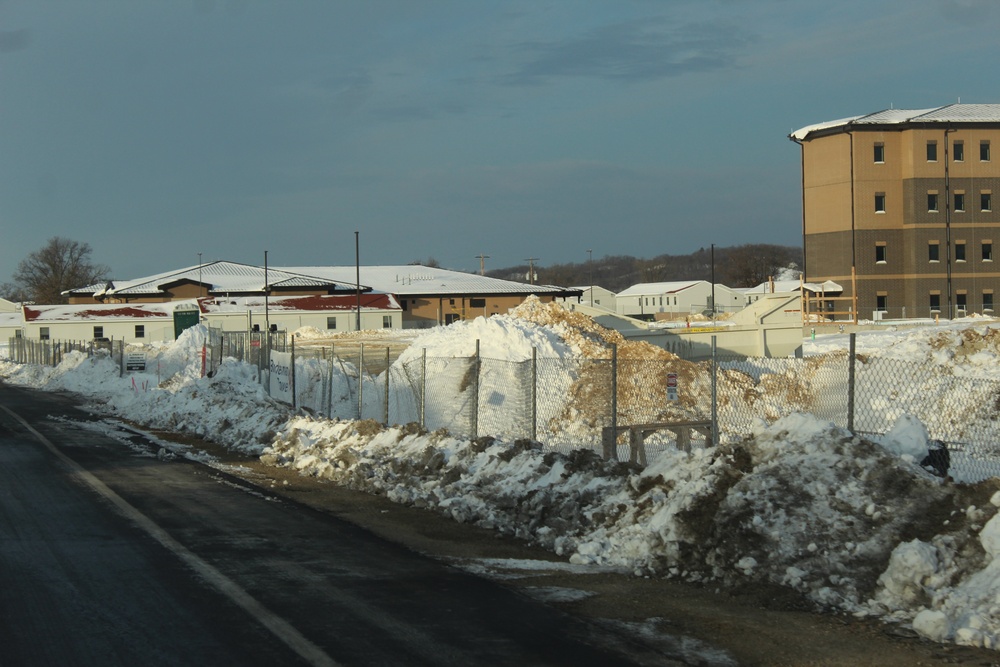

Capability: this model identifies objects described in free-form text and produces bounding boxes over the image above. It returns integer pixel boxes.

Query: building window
[39,327,50,340]
[930,293,941,313]
[875,244,887,263]
[957,292,968,313]
[927,141,938,161]
[982,141,991,162]
[876,295,888,312]
[956,242,967,262]
[985,292,994,312]
[928,193,939,212]
[470,297,486,308]
[984,241,993,261]
[326,316,337,329]
[93,326,104,339]
[382,316,392,328]
[928,242,940,262]
[134,325,145,339]
[954,141,965,162]
[955,193,965,212]
[875,193,886,213]
[874,143,885,163]
[983,193,993,212]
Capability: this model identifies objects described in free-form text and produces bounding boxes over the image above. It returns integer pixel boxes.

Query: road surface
[0,384,685,666]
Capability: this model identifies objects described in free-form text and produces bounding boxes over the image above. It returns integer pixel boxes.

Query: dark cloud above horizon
[504,18,752,85]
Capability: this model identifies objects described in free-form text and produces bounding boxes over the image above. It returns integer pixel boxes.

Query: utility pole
[523,257,539,285]
[197,252,203,299]
[264,250,269,334]
[476,253,490,276]
[587,249,593,307]
[355,231,361,331]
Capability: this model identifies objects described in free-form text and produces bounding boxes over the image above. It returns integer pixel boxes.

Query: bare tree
[10,237,110,304]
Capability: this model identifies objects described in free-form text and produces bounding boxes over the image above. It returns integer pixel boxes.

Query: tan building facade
[791,105,1000,319]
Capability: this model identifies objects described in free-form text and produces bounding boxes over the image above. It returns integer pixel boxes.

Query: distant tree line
[486,244,802,292]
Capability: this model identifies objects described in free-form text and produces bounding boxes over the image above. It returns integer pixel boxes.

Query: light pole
[355,231,361,332]
[197,252,203,299]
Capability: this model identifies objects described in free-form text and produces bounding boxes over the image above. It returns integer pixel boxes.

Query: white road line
[0,404,342,667]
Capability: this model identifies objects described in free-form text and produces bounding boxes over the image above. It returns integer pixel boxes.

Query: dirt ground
[158,431,1000,667]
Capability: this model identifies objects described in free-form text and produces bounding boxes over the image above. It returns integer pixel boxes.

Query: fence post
[847,333,856,432]
[383,346,390,425]
[358,343,365,420]
[471,340,480,438]
[711,335,718,445]
[531,347,537,441]
[420,347,427,429]
[290,335,297,411]
[611,343,618,448]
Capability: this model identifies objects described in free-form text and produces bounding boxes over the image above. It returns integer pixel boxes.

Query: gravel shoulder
[159,430,1000,667]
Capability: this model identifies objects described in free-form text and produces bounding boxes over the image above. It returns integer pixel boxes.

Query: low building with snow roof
[744,279,843,305]
[200,293,402,333]
[0,310,25,354]
[275,265,581,329]
[64,260,364,305]
[555,285,617,312]
[0,297,20,312]
[616,281,745,321]
[64,262,579,329]
[22,301,200,343]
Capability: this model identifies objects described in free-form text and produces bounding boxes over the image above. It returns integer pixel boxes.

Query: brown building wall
[800,124,1000,318]
[402,294,556,328]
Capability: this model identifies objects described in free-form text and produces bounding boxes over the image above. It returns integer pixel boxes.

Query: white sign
[666,372,679,401]
[126,352,147,372]
[268,351,294,404]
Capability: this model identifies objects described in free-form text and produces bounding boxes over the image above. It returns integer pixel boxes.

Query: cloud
[503,18,752,85]
[0,29,30,53]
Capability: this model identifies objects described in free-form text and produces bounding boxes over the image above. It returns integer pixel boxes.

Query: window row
[38,325,146,341]
[874,191,994,213]
[875,240,994,264]
[874,141,991,163]
[875,293,994,314]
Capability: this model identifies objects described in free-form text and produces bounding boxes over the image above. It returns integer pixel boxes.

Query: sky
[2,0,999,281]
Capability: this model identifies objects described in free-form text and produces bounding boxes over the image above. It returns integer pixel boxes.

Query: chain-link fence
[240,336,1000,482]
[7,337,126,368]
[11,332,1000,482]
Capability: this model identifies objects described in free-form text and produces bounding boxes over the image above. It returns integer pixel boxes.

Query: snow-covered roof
[791,104,1000,141]
[745,280,843,295]
[199,293,400,314]
[617,281,708,297]
[23,301,198,323]
[280,265,573,297]
[0,311,24,327]
[66,261,361,299]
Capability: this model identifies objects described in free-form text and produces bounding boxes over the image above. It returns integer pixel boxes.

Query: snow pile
[7,316,1000,649]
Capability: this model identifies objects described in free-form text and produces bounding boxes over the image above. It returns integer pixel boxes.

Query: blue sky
[1,0,997,280]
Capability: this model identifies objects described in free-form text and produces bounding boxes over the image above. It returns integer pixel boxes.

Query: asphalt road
[0,384,683,667]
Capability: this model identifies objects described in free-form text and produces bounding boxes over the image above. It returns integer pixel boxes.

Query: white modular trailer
[616,281,745,319]
[199,293,403,333]
[21,301,192,343]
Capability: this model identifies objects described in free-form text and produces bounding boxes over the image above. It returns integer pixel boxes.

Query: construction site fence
[9,332,1000,483]
[237,334,1000,484]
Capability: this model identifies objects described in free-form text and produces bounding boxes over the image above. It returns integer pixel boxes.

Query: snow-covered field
[5,307,1000,650]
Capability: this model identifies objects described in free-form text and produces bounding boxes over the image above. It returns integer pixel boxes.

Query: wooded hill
[485,244,802,293]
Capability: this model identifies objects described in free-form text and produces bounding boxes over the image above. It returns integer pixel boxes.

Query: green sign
[173,309,201,338]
